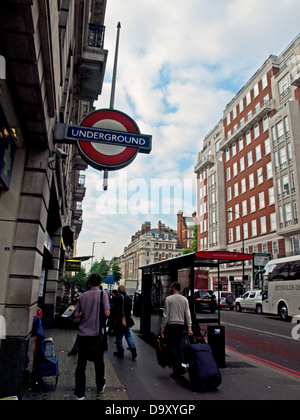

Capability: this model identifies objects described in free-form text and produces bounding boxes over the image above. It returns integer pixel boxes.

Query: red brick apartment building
[194,34,300,291]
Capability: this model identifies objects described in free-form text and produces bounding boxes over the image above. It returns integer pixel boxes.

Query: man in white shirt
[161,282,193,377]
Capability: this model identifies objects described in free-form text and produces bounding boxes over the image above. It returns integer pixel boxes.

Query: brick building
[195,34,300,292]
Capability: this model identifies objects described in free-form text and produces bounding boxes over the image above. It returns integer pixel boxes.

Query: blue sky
[77,0,300,266]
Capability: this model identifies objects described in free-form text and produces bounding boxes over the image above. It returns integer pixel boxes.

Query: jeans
[74,336,105,398]
[115,326,136,354]
[165,324,185,376]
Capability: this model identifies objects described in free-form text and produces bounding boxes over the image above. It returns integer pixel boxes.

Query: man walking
[161,282,193,378]
[74,273,110,400]
[113,285,137,361]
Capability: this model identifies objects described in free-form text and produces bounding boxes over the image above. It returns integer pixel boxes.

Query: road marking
[223,321,295,341]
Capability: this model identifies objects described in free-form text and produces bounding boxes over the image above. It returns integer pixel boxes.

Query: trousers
[74,336,105,398]
[115,326,136,354]
[165,324,185,375]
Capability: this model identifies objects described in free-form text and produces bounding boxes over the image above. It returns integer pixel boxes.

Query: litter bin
[207,325,226,368]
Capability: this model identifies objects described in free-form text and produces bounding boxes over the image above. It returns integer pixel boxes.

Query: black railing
[88,24,105,49]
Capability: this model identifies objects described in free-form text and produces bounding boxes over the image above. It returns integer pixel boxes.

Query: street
[199,310,300,380]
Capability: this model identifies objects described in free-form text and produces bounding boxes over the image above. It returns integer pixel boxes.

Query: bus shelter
[139,251,254,367]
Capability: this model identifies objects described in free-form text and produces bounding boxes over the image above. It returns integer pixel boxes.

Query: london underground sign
[55,109,152,172]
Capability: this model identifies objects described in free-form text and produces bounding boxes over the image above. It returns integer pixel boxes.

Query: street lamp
[227,210,245,289]
[91,241,106,267]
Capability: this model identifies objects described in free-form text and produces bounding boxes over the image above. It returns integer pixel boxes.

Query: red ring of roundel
[78,109,139,167]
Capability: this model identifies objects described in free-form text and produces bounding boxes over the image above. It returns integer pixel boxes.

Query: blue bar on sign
[66,125,152,154]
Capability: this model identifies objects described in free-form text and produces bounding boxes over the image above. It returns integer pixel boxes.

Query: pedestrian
[74,273,110,400]
[161,282,193,378]
[107,289,118,335]
[113,285,137,361]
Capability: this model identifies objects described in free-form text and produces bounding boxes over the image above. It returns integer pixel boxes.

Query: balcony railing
[88,24,105,49]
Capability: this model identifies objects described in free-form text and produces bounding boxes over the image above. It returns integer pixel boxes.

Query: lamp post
[91,241,106,267]
[227,210,245,290]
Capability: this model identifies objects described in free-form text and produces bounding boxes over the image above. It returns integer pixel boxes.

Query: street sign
[66,260,81,272]
[65,125,151,153]
[105,274,115,285]
[74,109,151,171]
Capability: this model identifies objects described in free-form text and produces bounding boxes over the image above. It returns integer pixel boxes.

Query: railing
[88,24,105,49]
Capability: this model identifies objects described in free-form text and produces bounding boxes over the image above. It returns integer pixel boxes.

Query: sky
[76,0,300,268]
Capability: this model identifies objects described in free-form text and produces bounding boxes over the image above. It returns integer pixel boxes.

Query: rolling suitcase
[156,334,171,369]
[186,343,222,391]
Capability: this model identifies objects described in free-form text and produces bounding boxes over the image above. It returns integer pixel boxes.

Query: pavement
[22,316,300,402]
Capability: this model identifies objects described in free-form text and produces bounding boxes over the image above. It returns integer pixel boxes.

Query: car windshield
[198,290,215,299]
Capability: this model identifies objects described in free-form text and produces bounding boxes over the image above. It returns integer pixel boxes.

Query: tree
[111,259,121,283]
[90,257,110,281]
[181,224,198,255]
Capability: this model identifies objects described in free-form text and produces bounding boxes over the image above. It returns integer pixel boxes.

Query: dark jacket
[114,292,132,327]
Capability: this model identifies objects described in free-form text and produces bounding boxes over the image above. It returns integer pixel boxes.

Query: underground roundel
[77,109,144,171]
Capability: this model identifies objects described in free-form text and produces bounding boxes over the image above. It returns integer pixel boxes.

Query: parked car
[235,290,263,314]
[215,291,235,310]
[195,290,217,313]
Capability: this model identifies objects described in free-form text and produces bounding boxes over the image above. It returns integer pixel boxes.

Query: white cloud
[76,0,300,262]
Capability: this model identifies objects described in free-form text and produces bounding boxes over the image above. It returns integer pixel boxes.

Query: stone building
[0,0,107,398]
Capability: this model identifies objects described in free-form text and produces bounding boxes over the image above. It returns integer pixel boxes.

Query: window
[284,116,290,136]
[227,187,232,201]
[254,83,259,98]
[260,216,267,234]
[246,91,251,106]
[249,173,254,189]
[226,167,231,181]
[226,148,230,161]
[268,187,275,205]
[262,74,268,90]
[227,114,231,126]
[251,219,257,237]
[263,116,269,132]
[232,142,237,156]
[255,145,262,161]
[232,107,237,120]
[278,74,290,99]
[236,225,241,241]
[270,213,276,231]
[246,131,251,145]
[235,204,240,218]
[276,121,284,142]
[247,151,253,167]
[239,99,244,113]
[229,228,233,243]
[259,192,265,209]
[272,239,278,254]
[257,167,263,185]
[250,196,256,212]
[242,200,247,216]
[243,223,249,239]
[284,203,292,225]
[279,147,287,168]
[265,138,270,155]
[228,208,233,222]
[240,157,245,172]
[282,174,290,195]
[241,178,246,194]
[239,137,244,151]
[266,162,272,179]
[233,162,238,177]
[254,123,260,139]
